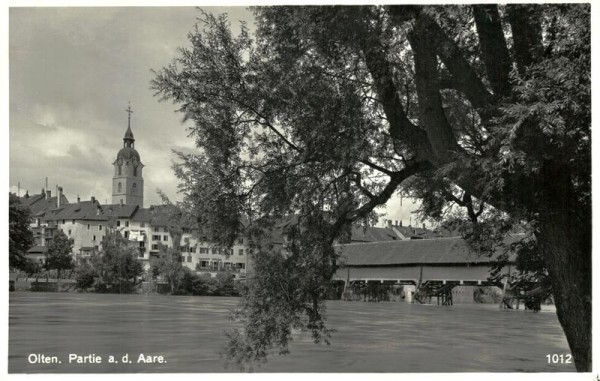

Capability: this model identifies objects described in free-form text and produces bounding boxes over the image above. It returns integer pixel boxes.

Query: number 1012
[546,354,572,364]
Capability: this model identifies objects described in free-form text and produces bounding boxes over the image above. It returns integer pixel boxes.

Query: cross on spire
[126,101,134,129]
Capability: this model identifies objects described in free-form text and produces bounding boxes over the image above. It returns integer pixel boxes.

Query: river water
[9,292,574,373]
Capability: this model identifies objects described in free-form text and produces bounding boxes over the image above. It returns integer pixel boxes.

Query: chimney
[25,190,29,199]
[395,220,398,227]
[57,187,63,208]
[91,196,96,203]
[46,190,51,199]
[399,220,402,227]
[422,223,426,229]
[77,195,80,203]
[387,220,392,228]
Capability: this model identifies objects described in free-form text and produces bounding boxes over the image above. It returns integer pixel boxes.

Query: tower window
[133,166,137,177]
[118,163,122,175]
[132,183,137,195]
[118,182,122,193]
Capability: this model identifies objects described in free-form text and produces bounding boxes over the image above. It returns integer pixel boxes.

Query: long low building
[333,236,519,285]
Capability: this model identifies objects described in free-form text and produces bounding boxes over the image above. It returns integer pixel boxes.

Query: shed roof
[336,236,520,266]
[27,245,48,254]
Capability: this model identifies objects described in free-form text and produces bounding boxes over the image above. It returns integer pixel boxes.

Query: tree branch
[472,5,512,98]
[361,40,434,162]
[414,13,494,114]
[408,15,462,165]
[506,4,544,76]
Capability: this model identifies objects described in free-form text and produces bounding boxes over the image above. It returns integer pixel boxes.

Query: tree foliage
[89,230,143,293]
[153,5,591,371]
[9,193,34,270]
[45,230,74,276]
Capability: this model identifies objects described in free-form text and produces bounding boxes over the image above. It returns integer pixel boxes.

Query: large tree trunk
[537,206,591,371]
[532,159,592,372]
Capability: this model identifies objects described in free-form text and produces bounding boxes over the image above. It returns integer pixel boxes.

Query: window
[72,220,75,224]
[132,183,137,195]
[163,235,168,241]
[153,227,159,232]
[201,261,209,268]
[62,220,66,224]
[133,166,137,177]
[118,163,122,175]
[187,256,192,263]
[124,231,129,239]
[152,244,158,250]
[139,242,145,248]
[99,225,103,231]
[117,221,121,227]
[87,224,90,230]
[189,247,195,253]
[118,182,122,193]
[211,248,218,254]
[239,249,244,256]
[152,235,161,241]
[92,235,96,241]
[68,230,71,235]
[238,238,244,245]
[199,247,208,254]
[125,221,129,227]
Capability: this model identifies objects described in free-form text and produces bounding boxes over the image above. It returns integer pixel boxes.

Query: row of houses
[20,189,250,277]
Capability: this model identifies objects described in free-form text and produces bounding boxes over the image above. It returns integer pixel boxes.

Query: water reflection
[9,292,574,373]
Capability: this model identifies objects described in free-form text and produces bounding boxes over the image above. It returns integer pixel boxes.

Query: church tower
[112,104,144,207]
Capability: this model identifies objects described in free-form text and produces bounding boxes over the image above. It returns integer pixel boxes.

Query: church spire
[124,102,135,148]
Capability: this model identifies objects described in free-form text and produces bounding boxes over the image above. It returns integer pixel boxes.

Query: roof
[131,205,178,226]
[20,192,70,216]
[116,147,140,161]
[43,200,108,221]
[131,207,153,223]
[102,204,138,219]
[124,125,134,141]
[27,245,48,254]
[336,236,521,266]
[351,226,399,242]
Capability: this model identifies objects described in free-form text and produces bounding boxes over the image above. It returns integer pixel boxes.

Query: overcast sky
[9,6,423,228]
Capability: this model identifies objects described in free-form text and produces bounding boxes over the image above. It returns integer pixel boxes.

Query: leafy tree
[91,230,143,293]
[150,191,198,293]
[152,244,186,294]
[9,193,34,270]
[45,231,74,288]
[74,262,97,290]
[153,5,591,370]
